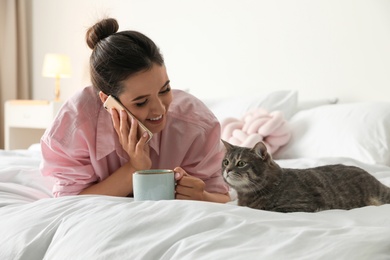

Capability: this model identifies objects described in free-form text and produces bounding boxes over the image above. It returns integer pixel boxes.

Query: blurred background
[1,0,390,148]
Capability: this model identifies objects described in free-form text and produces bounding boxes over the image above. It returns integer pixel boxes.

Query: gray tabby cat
[222,140,390,212]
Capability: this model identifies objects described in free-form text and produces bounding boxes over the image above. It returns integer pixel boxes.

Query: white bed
[2,90,390,259]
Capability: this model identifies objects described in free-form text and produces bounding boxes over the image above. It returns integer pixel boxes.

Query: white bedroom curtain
[0,0,30,149]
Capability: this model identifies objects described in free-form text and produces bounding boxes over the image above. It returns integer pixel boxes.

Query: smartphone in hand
[103,95,153,143]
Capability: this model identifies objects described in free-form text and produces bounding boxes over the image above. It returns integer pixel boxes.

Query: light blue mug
[133,169,175,201]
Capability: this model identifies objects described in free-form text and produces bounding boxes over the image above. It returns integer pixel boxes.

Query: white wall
[32,0,390,103]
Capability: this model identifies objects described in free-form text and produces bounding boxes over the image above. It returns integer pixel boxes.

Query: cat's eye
[222,159,229,166]
[236,161,246,168]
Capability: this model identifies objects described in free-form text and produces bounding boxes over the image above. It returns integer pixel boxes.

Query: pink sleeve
[182,121,230,195]
[40,136,98,197]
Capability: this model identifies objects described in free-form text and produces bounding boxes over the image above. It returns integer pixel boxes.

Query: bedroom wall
[31,0,390,103]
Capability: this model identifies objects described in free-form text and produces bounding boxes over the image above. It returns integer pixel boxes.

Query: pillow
[28,143,42,152]
[297,97,338,112]
[202,90,298,123]
[274,102,390,166]
[221,108,291,155]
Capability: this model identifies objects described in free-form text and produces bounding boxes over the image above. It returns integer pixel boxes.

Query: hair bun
[86,18,119,49]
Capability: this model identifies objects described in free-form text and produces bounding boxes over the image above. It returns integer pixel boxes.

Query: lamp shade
[42,53,72,78]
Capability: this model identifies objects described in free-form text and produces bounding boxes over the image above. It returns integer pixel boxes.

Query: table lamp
[42,53,72,101]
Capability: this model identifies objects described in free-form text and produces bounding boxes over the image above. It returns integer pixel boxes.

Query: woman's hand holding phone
[103,95,153,143]
[110,108,152,171]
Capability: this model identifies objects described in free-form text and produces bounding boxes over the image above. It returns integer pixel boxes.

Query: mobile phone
[103,95,153,143]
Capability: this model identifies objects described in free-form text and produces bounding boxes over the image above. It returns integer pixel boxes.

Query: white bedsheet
[1,149,390,259]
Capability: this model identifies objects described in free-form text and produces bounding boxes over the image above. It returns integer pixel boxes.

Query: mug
[133,169,175,201]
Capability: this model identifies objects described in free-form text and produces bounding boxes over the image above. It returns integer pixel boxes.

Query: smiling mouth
[148,115,163,121]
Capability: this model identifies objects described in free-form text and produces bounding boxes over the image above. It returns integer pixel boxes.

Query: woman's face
[118,64,173,134]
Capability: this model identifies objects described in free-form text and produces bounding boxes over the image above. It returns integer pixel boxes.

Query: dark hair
[86,18,164,96]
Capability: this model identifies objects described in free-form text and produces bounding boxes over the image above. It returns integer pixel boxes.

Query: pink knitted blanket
[221,108,291,154]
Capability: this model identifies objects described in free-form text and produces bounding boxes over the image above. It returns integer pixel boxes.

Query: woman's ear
[99,91,108,104]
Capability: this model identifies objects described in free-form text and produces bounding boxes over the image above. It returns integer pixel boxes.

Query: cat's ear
[221,139,234,151]
[252,141,268,160]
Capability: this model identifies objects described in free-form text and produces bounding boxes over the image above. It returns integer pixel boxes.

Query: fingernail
[175,172,180,179]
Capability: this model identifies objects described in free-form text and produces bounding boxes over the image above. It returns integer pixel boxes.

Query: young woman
[40,18,230,203]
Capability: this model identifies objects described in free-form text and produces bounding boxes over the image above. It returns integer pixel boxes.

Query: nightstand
[4,100,63,150]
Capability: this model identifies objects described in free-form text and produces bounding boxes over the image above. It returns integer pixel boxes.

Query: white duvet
[1,149,390,260]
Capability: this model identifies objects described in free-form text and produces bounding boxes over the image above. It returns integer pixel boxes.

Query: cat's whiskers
[247,178,271,196]
[247,178,266,196]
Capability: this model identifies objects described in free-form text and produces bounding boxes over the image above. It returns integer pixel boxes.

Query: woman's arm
[80,109,152,196]
[78,162,134,196]
[79,108,153,196]
[174,167,231,203]
[203,191,231,203]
